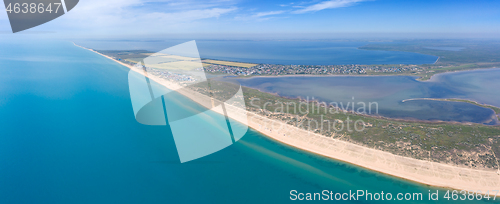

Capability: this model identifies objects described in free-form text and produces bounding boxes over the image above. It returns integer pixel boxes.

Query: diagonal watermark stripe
[128,41,249,163]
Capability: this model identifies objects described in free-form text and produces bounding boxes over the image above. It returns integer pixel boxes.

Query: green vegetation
[97,43,500,82]
[99,47,500,170]
[357,40,500,80]
[413,63,500,81]
[97,50,151,60]
[237,85,500,170]
[192,80,500,170]
[202,59,258,68]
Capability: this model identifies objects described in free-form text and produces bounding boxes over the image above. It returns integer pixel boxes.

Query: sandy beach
[75,43,500,195]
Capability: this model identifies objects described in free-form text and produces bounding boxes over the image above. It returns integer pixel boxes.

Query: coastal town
[101,48,500,83]
[97,49,427,78]
[203,63,423,76]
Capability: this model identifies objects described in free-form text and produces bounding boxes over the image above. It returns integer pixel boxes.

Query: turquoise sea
[0,39,496,203]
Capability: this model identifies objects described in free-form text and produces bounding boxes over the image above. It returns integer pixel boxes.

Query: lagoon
[235,69,500,125]
[76,40,439,65]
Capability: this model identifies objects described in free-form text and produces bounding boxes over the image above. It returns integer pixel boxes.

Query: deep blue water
[0,39,494,204]
[236,70,500,125]
[76,40,438,65]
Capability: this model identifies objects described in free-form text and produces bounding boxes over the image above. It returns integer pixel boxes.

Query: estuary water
[236,69,500,125]
[76,39,438,65]
[0,39,494,204]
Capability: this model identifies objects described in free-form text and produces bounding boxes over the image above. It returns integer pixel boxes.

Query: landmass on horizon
[94,39,500,81]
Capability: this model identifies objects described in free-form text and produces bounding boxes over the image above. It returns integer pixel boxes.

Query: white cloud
[234,10,285,21]
[141,7,237,23]
[253,10,285,18]
[233,0,367,22]
[40,0,237,34]
[3,0,369,34]
[293,0,367,14]
[279,2,295,7]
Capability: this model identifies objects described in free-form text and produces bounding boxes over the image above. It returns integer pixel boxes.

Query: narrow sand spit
[76,43,500,195]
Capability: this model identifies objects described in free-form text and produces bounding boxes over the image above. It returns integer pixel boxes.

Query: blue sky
[1,0,500,38]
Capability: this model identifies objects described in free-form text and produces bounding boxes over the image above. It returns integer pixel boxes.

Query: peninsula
[76,43,500,196]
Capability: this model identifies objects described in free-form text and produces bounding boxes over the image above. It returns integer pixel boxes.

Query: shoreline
[233,73,421,79]
[425,67,500,82]
[232,79,499,126]
[230,66,500,82]
[402,97,500,111]
[434,56,440,64]
[402,98,500,122]
[75,42,500,196]
[284,89,494,125]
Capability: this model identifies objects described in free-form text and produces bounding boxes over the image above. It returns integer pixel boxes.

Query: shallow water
[76,39,439,65]
[236,69,500,125]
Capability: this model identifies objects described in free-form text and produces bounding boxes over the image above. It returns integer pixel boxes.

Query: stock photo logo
[128,41,249,163]
[3,0,78,32]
